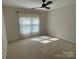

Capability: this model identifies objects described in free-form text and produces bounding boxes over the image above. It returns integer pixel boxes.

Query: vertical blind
[18,13,40,38]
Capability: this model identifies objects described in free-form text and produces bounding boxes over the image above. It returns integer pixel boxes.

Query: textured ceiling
[2,0,76,11]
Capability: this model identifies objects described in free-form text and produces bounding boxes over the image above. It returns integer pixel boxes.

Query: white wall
[3,6,47,42]
[47,4,76,43]
[2,12,7,59]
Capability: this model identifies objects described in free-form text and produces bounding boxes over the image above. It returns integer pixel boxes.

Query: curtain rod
[16,11,42,15]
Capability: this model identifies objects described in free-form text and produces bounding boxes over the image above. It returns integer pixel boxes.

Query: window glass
[19,16,39,34]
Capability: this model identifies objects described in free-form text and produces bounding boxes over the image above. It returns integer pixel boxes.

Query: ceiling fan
[32,0,53,9]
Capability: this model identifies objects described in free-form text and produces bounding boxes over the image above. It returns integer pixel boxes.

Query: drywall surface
[2,13,7,59]
[47,4,76,43]
[3,6,47,42]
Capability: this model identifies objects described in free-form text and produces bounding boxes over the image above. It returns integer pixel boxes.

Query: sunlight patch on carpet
[39,36,51,39]
[40,40,51,44]
[31,38,43,41]
[49,38,59,41]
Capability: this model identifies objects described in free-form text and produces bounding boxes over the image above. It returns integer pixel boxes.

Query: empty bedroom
[2,0,76,59]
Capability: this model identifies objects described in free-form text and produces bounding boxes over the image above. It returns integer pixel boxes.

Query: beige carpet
[6,36,76,59]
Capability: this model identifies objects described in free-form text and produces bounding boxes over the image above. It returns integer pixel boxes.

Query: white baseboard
[8,38,20,42]
[55,34,76,44]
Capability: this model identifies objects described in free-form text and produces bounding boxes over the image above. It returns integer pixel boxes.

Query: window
[19,15,40,35]
[31,17,39,33]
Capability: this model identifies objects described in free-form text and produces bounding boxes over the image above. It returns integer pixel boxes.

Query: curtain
[18,12,40,38]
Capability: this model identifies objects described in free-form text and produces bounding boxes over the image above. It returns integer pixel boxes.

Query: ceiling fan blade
[42,0,46,2]
[45,7,50,9]
[45,1,53,6]
[42,4,46,7]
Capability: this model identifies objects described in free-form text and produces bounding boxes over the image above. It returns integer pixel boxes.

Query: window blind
[18,13,40,38]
